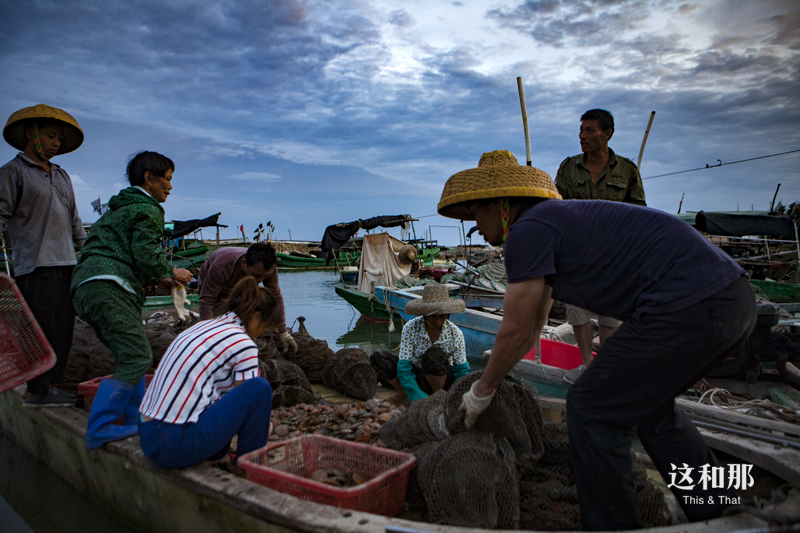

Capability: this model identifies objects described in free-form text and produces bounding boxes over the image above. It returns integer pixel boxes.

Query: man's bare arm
[473,276,552,397]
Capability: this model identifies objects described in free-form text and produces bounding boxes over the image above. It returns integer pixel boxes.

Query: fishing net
[444,371,544,463]
[633,454,673,528]
[322,348,377,401]
[257,358,317,407]
[280,333,333,383]
[58,324,100,393]
[378,369,670,530]
[57,321,192,394]
[518,420,672,530]
[255,331,284,361]
[393,276,441,289]
[378,390,449,449]
[519,420,580,530]
[252,318,333,382]
[413,431,520,529]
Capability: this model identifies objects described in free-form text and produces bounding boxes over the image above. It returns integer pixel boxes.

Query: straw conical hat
[438,150,560,220]
[404,284,466,316]
[3,104,84,154]
[398,245,417,265]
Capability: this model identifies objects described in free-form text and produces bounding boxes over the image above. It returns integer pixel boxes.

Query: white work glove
[459,381,496,430]
[171,286,190,322]
[279,331,297,354]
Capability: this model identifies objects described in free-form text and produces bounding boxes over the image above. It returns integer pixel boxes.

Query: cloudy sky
[1,0,798,244]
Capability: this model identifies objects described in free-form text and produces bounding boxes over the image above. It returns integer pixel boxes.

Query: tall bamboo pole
[637,111,656,169]
[517,77,532,166]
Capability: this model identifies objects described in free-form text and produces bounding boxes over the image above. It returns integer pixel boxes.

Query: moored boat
[375,284,574,367]
[335,282,400,323]
[276,250,362,271]
[750,279,800,304]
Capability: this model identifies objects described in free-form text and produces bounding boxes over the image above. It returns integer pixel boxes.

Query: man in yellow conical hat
[0,104,87,406]
[439,150,754,530]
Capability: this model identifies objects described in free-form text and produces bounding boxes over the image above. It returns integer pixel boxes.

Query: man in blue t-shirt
[438,150,756,531]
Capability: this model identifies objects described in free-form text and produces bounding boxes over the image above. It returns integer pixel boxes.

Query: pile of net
[256,317,334,383]
[393,263,508,293]
[258,358,317,407]
[379,390,449,449]
[379,371,672,530]
[393,276,442,289]
[59,319,192,395]
[440,263,507,292]
[61,315,329,409]
[322,347,377,401]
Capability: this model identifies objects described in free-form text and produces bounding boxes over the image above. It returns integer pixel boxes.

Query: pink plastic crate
[522,338,594,370]
[238,435,416,516]
[78,374,154,414]
[0,274,56,393]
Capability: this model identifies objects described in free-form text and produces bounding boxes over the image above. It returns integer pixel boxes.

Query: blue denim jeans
[138,377,273,468]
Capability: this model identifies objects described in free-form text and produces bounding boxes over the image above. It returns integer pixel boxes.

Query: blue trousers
[138,378,273,468]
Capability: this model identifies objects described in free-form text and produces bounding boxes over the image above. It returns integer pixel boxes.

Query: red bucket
[522,338,594,370]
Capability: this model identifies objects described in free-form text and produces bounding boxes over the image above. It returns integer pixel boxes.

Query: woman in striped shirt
[138,276,279,468]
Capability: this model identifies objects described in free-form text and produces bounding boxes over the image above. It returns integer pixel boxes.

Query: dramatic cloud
[0,0,798,240]
[226,172,282,182]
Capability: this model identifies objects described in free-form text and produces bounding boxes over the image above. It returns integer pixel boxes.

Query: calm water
[0,270,402,532]
[279,269,402,353]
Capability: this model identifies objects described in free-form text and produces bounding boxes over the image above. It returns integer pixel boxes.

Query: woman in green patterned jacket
[71,151,192,449]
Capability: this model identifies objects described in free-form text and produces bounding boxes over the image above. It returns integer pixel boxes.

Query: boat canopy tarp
[169,213,222,239]
[358,233,413,294]
[695,211,795,237]
[319,214,412,261]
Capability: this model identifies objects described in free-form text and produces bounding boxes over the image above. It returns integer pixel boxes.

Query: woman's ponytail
[222,276,280,331]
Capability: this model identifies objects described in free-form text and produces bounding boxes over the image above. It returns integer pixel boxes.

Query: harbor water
[0,270,403,532]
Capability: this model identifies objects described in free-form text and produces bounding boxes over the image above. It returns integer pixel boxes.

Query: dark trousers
[138,378,273,468]
[73,280,152,386]
[370,348,455,394]
[16,266,75,395]
[567,276,756,531]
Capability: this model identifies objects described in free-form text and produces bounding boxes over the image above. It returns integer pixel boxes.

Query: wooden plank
[676,398,800,438]
[698,427,800,486]
[704,378,798,397]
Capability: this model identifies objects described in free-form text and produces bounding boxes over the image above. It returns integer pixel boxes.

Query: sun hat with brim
[438,150,560,220]
[3,104,84,155]
[405,284,466,316]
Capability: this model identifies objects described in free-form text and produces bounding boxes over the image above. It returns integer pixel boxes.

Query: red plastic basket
[78,374,154,413]
[237,435,416,516]
[522,338,595,370]
[0,274,56,393]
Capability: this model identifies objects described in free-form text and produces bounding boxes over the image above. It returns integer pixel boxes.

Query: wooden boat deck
[2,385,800,532]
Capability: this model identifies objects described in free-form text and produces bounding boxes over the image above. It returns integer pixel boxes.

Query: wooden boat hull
[1,386,798,533]
[143,293,199,310]
[750,279,800,303]
[276,253,336,270]
[334,283,401,323]
[276,253,358,271]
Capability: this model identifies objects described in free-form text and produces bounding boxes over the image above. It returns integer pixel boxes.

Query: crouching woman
[138,277,277,468]
[370,284,471,403]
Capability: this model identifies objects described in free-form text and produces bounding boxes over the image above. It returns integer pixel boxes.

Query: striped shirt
[140,311,260,424]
